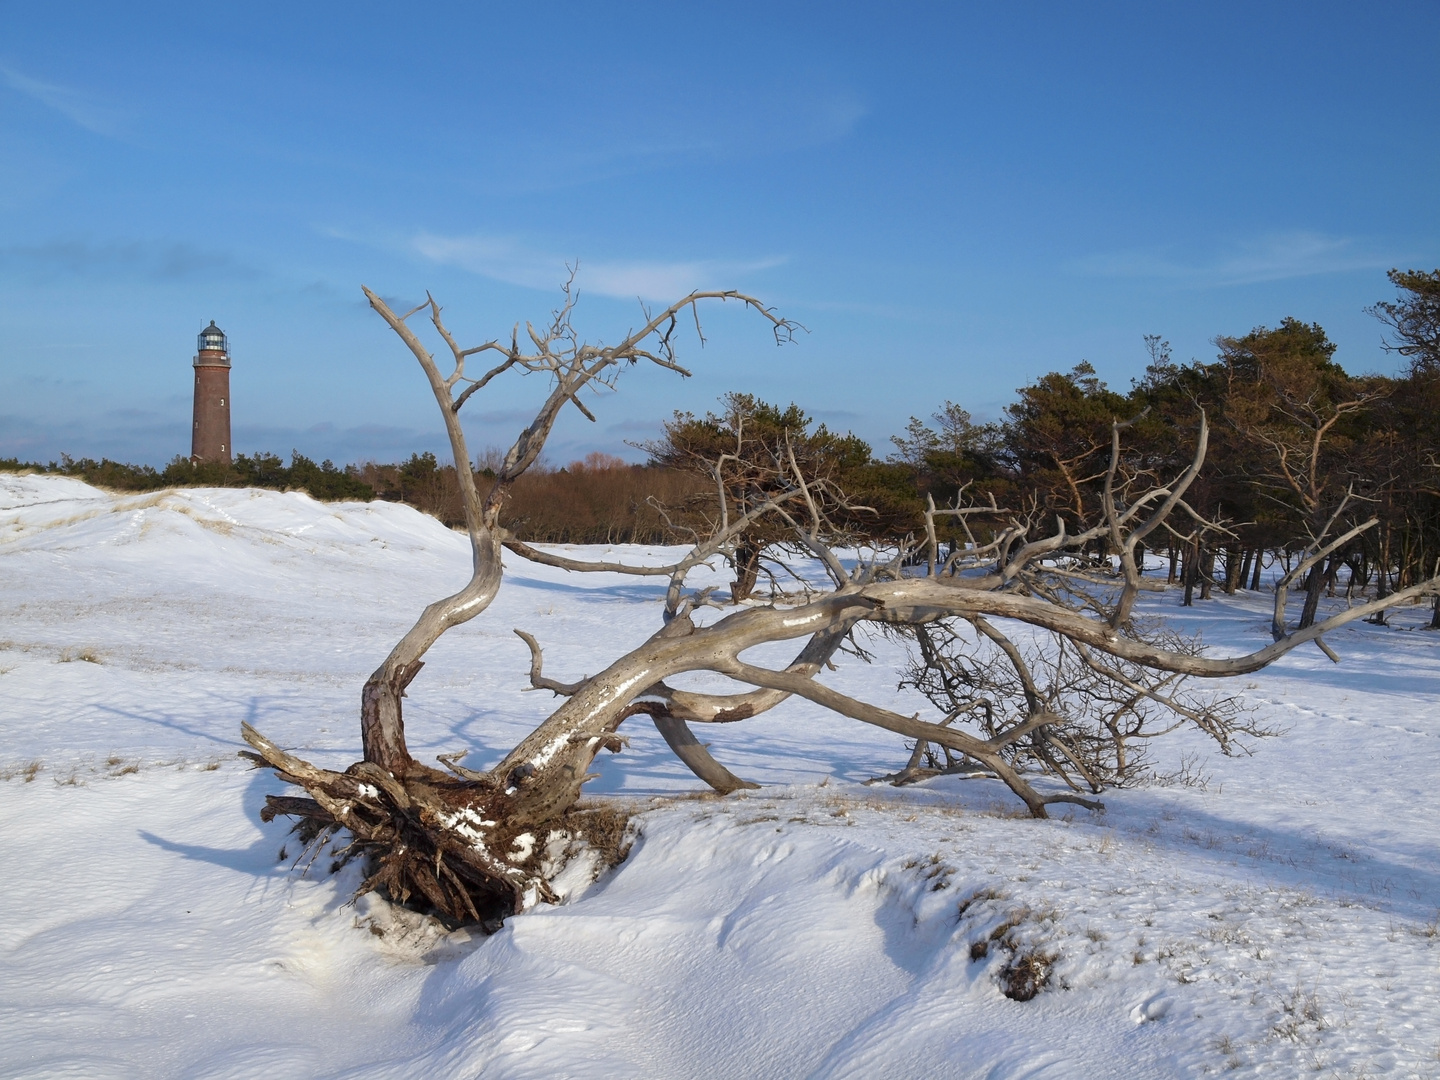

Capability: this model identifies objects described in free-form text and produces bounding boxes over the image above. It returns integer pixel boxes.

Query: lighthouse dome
[197,321,228,354]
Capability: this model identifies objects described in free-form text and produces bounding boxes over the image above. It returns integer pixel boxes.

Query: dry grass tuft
[1274,982,1326,1042]
[565,801,636,871]
[957,891,1059,1002]
[0,760,44,782]
[956,886,1005,920]
[998,947,1056,1002]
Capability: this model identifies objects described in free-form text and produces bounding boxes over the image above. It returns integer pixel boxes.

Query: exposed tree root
[242,723,627,931]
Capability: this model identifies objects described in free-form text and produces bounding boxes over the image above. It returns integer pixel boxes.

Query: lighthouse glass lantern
[198,321,228,354]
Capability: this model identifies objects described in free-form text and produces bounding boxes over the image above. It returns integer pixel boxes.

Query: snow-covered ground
[2,472,1438,1079]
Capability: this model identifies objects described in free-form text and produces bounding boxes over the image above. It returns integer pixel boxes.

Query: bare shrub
[896,612,1273,791]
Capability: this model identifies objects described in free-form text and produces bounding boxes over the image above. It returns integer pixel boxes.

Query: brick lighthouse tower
[191,321,232,465]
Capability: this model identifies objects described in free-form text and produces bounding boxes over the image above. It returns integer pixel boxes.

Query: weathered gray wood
[242,282,1440,929]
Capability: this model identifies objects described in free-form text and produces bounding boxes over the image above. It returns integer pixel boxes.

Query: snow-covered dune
[2,474,1438,1078]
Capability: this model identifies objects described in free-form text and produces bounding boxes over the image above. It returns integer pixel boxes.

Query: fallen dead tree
[242,283,1440,930]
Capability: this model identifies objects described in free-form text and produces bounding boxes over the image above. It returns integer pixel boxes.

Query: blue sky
[2,2,1436,468]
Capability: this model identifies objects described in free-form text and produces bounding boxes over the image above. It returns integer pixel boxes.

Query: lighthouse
[191,321,232,465]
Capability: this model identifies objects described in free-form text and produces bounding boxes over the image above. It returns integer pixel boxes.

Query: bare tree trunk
[1324,552,1342,598]
[1223,546,1242,594]
[1250,548,1265,591]
[242,283,804,927]
[1297,562,1325,630]
[1181,539,1198,607]
[1238,548,1254,591]
[1370,526,1391,624]
[1300,551,1345,629]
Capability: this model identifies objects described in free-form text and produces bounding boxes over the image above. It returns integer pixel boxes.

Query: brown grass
[564,800,636,871]
[0,760,44,782]
[999,947,1056,1001]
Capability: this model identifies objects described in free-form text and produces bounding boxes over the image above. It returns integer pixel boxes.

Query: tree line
[0,449,373,502]
[881,269,1439,625]
[6,269,1436,615]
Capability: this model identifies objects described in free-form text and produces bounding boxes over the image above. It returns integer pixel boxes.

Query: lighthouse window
[220,444,226,452]
[219,398,225,406]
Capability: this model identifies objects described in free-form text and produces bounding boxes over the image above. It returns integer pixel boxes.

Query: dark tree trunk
[1181,540,1197,607]
[1324,552,1342,598]
[1223,545,1241,594]
[1344,555,1368,600]
[1250,548,1264,591]
[1298,557,1332,630]
[1369,527,1392,624]
[731,542,761,603]
[1238,548,1254,591]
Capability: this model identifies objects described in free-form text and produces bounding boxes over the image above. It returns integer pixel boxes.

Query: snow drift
[2,473,1438,1078]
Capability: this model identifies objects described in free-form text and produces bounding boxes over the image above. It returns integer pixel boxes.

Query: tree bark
[1238,548,1254,591]
[731,541,761,602]
[1223,546,1242,594]
[1181,539,1197,607]
[1298,558,1327,630]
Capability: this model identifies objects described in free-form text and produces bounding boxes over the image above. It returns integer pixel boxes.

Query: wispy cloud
[0,240,259,282]
[487,84,868,196]
[0,65,128,138]
[810,408,865,427]
[1071,231,1394,287]
[410,232,786,300]
[795,87,869,146]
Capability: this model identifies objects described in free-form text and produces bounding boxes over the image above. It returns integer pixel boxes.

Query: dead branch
[241,284,1439,938]
[514,629,587,696]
